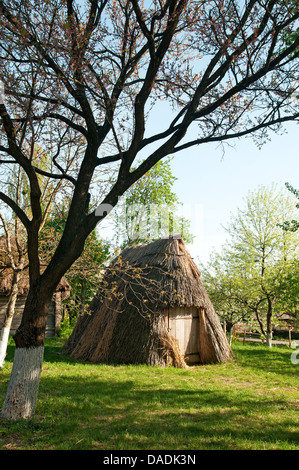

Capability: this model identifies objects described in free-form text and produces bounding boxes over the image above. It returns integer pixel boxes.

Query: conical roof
[102,235,210,310]
[63,236,233,366]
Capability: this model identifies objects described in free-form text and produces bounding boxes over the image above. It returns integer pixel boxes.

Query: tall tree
[0,0,298,419]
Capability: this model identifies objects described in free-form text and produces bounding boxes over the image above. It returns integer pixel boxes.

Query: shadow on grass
[1,340,298,450]
[3,338,79,366]
[7,374,299,450]
[232,342,297,378]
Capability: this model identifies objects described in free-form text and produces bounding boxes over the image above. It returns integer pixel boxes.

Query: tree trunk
[255,308,266,339]
[288,329,292,348]
[227,322,233,346]
[229,328,233,346]
[266,297,273,348]
[0,271,20,369]
[0,215,89,420]
[266,332,272,348]
[0,345,44,419]
[0,281,52,420]
[0,326,11,369]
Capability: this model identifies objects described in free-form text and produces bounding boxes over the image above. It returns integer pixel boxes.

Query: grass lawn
[0,338,298,450]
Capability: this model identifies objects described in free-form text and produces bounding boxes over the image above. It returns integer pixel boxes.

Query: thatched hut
[0,269,71,337]
[63,236,233,367]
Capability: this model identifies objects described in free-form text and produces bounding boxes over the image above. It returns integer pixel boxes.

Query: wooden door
[166,307,200,363]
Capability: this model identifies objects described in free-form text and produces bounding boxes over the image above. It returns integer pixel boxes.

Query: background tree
[202,185,299,346]
[0,212,26,369]
[42,203,111,326]
[0,148,64,368]
[279,183,299,232]
[273,258,299,333]
[200,251,252,345]
[0,0,299,419]
[113,157,194,248]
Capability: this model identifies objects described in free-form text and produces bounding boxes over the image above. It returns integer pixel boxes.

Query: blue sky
[99,110,298,265]
[170,121,299,264]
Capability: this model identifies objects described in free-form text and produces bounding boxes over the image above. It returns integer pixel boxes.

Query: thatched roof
[112,236,212,309]
[0,268,70,297]
[0,235,70,297]
[63,236,233,366]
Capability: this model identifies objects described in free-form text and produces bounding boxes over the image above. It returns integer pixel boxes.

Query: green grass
[0,338,298,450]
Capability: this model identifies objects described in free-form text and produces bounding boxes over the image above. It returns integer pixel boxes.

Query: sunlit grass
[0,338,298,450]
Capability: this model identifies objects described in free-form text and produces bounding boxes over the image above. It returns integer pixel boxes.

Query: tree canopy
[280,183,299,232]
[202,185,299,344]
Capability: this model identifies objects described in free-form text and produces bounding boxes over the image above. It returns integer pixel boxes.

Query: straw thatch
[63,236,233,367]
[0,235,70,297]
[0,268,70,297]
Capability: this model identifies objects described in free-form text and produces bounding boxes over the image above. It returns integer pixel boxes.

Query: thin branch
[0,159,16,164]
[8,92,84,117]
[172,112,299,153]
[0,191,30,229]
[32,166,77,185]
[0,103,42,224]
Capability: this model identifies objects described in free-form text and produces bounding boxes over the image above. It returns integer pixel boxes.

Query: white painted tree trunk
[0,270,21,369]
[0,324,12,369]
[0,346,44,420]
